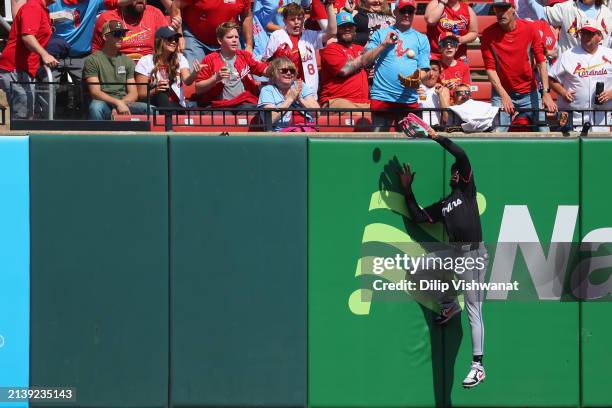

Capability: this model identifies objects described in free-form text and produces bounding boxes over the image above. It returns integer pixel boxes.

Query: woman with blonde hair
[424,0,478,61]
[257,57,320,131]
[135,27,201,109]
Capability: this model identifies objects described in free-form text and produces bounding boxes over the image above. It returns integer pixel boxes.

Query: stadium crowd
[0,0,611,131]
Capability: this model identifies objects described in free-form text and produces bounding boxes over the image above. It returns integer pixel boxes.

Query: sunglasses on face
[398,7,415,15]
[440,40,459,48]
[164,36,180,43]
[455,90,471,96]
[279,67,296,75]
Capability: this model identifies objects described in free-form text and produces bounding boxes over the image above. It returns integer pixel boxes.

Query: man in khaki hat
[83,19,148,119]
[549,20,612,131]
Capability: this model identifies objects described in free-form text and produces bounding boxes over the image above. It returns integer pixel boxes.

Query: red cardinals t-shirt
[481,19,545,94]
[0,0,52,77]
[440,59,471,88]
[182,0,251,46]
[427,2,471,60]
[319,42,369,104]
[92,6,168,56]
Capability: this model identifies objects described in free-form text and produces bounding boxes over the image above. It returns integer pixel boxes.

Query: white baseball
[407,49,415,58]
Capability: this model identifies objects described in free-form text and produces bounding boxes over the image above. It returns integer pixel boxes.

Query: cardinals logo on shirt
[301,45,315,62]
[394,39,414,58]
[239,66,251,79]
[439,14,468,32]
[572,60,609,77]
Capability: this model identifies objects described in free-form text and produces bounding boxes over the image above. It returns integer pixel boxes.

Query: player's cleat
[434,302,461,325]
[462,362,486,388]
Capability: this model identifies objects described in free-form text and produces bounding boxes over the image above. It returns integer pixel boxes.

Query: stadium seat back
[470,82,492,101]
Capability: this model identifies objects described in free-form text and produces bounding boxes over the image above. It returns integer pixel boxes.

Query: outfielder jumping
[398,130,488,389]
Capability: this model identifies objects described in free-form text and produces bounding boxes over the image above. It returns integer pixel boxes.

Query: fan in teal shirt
[49,0,107,57]
[365,25,430,104]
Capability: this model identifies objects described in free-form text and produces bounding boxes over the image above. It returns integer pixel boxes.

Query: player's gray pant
[408,242,488,356]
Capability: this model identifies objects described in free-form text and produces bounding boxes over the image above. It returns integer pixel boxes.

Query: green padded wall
[580,138,612,407]
[29,135,169,407]
[170,136,307,408]
[444,139,580,407]
[308,139,447,407]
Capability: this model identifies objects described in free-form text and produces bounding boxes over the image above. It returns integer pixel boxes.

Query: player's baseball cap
[155,26,182,40]
[395,0,416,11]
[336,11,356,27]
[102,20,128,36]
[491,0,515,8]
[438,31,460,44]
[579,20,604,33]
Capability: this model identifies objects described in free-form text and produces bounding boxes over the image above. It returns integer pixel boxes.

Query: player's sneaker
[434,302,461,325]
[462,362,486,388]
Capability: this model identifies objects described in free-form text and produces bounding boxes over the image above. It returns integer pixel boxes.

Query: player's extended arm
[398,163,439,224]
[434,135,471,178]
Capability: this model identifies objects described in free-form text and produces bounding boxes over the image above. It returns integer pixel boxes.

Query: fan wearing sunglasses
[84,19,149,119]
[135,26,201,109]
[257,57,320,131]
[423,0,478,61]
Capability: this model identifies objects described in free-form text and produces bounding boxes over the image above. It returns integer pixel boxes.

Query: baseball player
[398,131,488,389]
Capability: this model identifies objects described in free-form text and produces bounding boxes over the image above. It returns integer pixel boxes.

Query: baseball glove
[398,70,421,89]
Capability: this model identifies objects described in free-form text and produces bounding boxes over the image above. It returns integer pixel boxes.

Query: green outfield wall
[29,135,169,408]
[579,139,612,408]
[169,136,307,408]
[7,135,608,408]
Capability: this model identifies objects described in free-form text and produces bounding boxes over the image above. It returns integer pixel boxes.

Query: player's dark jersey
[404,136,483,243]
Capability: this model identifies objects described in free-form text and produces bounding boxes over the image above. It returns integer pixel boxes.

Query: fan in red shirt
[437,31,470,89]
[0,0,57,119]
[320,11,396,108]
[92,0,171,59]
[195,22,269,107]
[481,0,556,131]
[173,0,253,65]
[424,0,478,61]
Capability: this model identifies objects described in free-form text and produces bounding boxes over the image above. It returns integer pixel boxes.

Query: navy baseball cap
[155,26,182,40]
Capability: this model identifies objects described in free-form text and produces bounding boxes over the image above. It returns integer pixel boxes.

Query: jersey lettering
[442,198,463,216]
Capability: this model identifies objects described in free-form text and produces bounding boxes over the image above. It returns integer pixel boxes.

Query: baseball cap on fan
[438,31,459,44]
[102,20,128,36]
[491,0,515,7]
[336,11,356,27]
[395,0,416,10]
[579,20,604,33]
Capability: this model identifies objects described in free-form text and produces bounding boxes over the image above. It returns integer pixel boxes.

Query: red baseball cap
[547,0,567,5]
[438,31,459,43]
[395,0,416,10]
[491,0,515,7]
[579,20,604,33]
